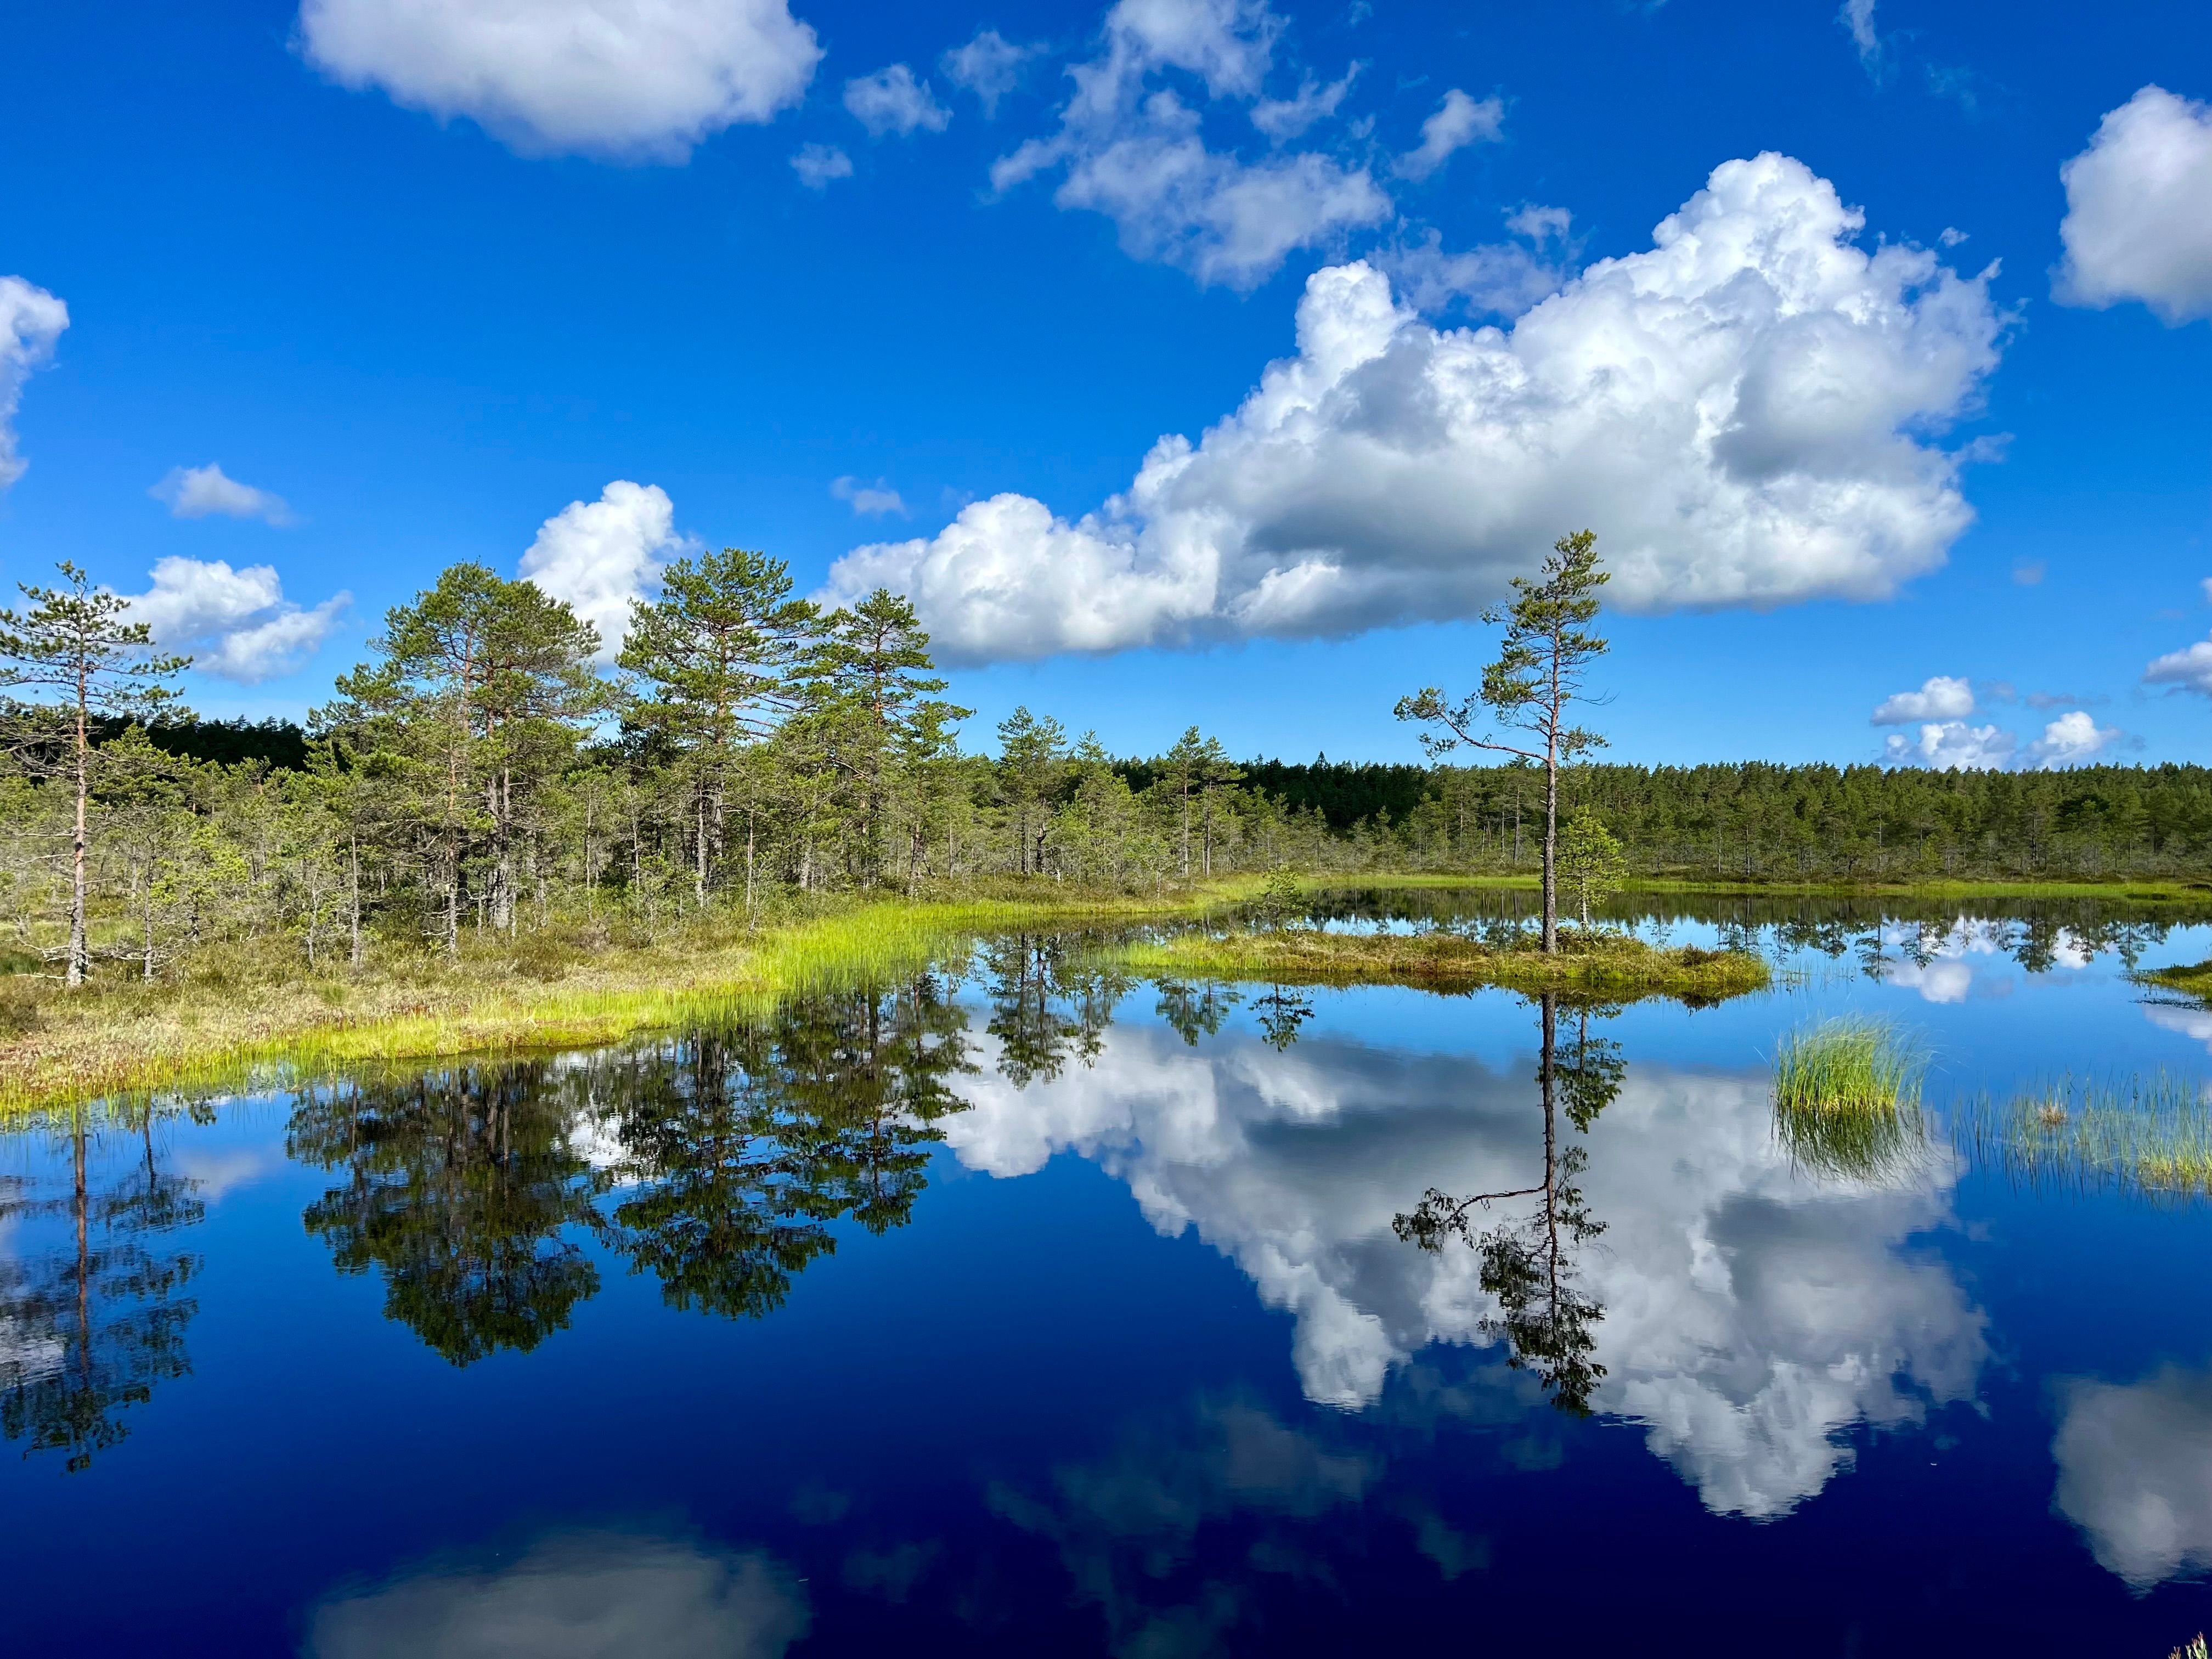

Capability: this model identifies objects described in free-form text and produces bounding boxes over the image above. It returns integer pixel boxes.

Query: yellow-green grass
[0,881,1272,1122]
[1770,1016,1928,1180]
[2139,960,2212,1001]
[1957,1072,2212,1200]
[1107,924,1768,1001]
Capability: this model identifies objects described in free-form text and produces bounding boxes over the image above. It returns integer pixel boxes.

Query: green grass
[2138,960,2212,1001]
[1108,923,1768,1001]
[1770,1017,1928,1180]
[0,881,1275,1122]
[1957,1072,2212,1200]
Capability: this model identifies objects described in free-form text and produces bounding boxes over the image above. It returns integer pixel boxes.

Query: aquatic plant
[1958,1071,2212,1201]
[1769,1017,1927,1180]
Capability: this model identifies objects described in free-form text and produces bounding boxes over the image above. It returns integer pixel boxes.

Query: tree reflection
[595,979,973,1319]
[1395,994,1617,1415]
[290,1064,607,1365]
[287,978,975,1359]
[981,936,1126,1086]
[0,1104,202,1472]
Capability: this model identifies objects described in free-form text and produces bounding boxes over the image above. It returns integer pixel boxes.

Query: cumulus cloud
[789,143,853,189]
[941,1020,1984,1516]
[0,276,69,491]
[1871,674,1974,724]
[1881,706,2119,771]
[843,64,950,138]
[2053,1364,2212,1589]
[149,463,295,526]
[940,29,1038,118]
[2023,709,2120,768]
[2145,630,2212,695]
[2056,87,2212,324]
[296,0,821,161]
[831,154,2007,663]
[831,476,906,516]
[121,556,349,682]
[1882,721,2015,770]
[518,481,694,661]
[1392,88,1503,180]
[307,1530,809,1658]
[988,0,1390,289]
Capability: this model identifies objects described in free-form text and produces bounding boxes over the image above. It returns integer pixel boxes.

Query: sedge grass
[1957,1071,2212,1201]
[0,881,1275,1124]
[1770,1016,1928,1180]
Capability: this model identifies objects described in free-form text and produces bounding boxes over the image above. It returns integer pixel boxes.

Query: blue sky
[3,0,2210,768]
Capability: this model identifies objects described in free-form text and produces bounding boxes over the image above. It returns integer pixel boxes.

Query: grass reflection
[1771,1017,1928,1181]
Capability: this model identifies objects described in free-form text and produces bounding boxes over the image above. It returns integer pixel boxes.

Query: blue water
[7,895,2212,1655]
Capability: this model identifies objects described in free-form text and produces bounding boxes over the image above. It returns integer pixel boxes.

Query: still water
[7,892,2212,1655]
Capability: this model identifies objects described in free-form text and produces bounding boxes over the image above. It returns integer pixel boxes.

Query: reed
[1770,1017,1927,1180]
[1957,1071,2212,1200]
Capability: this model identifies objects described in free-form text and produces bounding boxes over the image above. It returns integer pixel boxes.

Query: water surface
[7,893,2212,1655]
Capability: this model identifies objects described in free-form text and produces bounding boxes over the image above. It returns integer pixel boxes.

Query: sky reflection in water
[5,893,2212,1654]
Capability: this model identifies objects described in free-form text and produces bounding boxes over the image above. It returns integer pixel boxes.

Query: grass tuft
[1770,1016,1927,1180]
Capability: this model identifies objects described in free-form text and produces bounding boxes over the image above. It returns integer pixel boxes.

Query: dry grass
[1109,924,1768,1001]
[0,881,1270,1120]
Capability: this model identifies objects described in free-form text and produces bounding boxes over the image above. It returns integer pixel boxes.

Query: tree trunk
[349,837,363,969]
[1542,658,1561,956]
[67,669,88,988]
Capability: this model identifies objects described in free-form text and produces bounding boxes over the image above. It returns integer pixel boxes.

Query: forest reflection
[287,975,978,1362]
[0,1103,202,1472]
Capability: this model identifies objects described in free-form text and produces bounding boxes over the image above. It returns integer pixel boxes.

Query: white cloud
[989,0,1390,289]
[121,556,349,682]
[2053,1365,2212,1589]
[843,64,950,138]
[2023,709,2119,769]
[0,276,69,491]
[1871,674,1974,724]
[1375,232,1562,320]
[1881,721,2015,770]
[2056,86,2212,324]
[296,0,821,162]
[1251,65,1359,142]
[1839,0,1881,68]
[940,29,1038,118]
[2147,633,2212,695]
[518,480,692,662]
[831,154,2006,663]
[940,1021,1984,1517]
[789,143,853,189]
[1392,88,1503,180]
[149,463,295,526]
[307,1531,809,1658]
[830,476,906,516]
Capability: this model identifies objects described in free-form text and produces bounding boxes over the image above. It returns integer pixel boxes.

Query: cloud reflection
[2053,1363,2212,1589]
[306,1531,809,1659]
[943,1022,1986,1517]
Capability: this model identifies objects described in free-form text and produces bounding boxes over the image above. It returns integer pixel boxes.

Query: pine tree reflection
[0,1104,202,1472]
[287,979,975,1358]
[981,936,1126,1086]
[290,1064,607,1365]
[1395,994,1618,1415]
[596,979,973,1318]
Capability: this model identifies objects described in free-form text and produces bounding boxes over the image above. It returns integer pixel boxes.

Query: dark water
[8,895,2212,1655]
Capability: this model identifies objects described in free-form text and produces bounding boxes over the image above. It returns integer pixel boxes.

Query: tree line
[2,540,2205,987]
